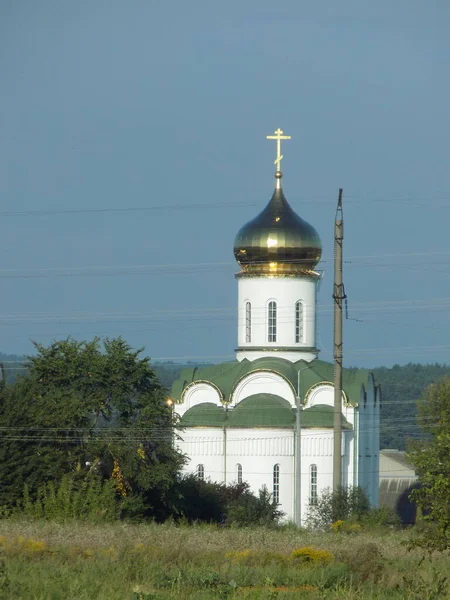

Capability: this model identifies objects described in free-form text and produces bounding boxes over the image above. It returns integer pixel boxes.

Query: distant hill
[373,363,450,450]
[4,354,450,451]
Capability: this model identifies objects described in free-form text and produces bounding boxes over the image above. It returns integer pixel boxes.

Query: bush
[171,475,227,523]
[306,486,370,529]
[360,506,401,528]
[290,546,333,564]
[330,520,362,534]
[336,542,384,582]
[19,474,119,521]
[225,485,284,527]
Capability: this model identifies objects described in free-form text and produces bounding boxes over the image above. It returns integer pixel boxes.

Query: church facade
[171,130,380,523]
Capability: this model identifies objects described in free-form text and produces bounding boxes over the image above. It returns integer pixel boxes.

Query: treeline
[373,363,450,449]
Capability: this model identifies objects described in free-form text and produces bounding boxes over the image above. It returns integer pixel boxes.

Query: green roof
[171,357,372,407]
[227,394,295,428]
[180,403,227,428]
[302,404,352,429]
[178,400,352,429]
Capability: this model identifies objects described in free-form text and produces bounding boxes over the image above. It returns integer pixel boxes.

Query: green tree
[409,377,450,551]
[0,337,184,516]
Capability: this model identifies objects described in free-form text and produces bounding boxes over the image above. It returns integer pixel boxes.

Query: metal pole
[333,189,345,491]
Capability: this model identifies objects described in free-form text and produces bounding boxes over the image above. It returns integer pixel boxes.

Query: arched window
[245,302,251,343]
[309,464,318,506]
[196,464,205,480]
[295,301,304,343]
[237,463,243,484]
[268,301,277,342]
[273,464,280,504]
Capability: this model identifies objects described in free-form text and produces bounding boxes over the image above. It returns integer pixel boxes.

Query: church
[170,129,380,524]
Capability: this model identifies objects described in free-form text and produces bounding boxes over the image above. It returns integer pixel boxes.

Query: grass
[0,520,449,599]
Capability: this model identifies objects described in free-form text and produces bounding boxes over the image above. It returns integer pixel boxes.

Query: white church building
[171,129,380,523]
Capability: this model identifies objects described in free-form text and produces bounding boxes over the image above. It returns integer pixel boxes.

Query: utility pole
[333,189,345,491]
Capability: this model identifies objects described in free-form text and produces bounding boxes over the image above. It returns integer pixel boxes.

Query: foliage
[397,558,448,600]
[335,542,384,583]
[373,362,450,450]
[0,338,184,516]
[19,474,119,521]
[408,377,450,551]
[359,506,401,528]
[226,485,284,527]
[169,474,228,523]
[163,477,283,527]
[290,546,333,564]
[306,486,370,529]
[330,520,361,534]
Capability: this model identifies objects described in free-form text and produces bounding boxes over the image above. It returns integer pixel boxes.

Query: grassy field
[0,520,449,599]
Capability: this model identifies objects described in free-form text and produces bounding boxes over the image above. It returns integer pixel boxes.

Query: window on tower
[295,301,304,343]
[245,302,251,343]
[273,464,280,504]
[309,464,318,505]
[268,301,277,342]
[196,464,205,480]
[237,463,243,484]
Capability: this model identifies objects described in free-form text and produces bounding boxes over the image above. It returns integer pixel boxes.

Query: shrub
[336,542,384,582]
[398,558,449,600]
[19,474,119,521]
[224,549,287,566]
[360,506,401,528]
[171,475,227,523]
[226,485,284,527]
[306,486,370,529]
[290,546,333,564]
[330,520,362,534]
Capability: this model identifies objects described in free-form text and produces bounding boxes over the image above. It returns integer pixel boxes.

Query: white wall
[300,430,334,523]
[175,375,380,522]
[236,275,318,362]
[231,371,297,407]
[177,382,222,417]
[177,428,225,484]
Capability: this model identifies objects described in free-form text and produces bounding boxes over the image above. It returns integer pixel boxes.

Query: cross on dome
[266,128,291,173]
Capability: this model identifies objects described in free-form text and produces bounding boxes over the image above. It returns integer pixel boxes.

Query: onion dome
[234,172,322,276]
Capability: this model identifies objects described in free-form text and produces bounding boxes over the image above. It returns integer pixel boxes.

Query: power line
[2,250,450,279]
[2,194,450,219]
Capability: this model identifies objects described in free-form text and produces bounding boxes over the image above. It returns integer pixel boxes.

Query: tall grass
[0,520,448,599]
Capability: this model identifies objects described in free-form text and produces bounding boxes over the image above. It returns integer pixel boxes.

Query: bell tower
[233,129,322,362]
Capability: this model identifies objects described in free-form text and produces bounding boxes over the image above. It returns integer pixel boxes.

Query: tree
[0,337,185,516]
[409,377,450,551]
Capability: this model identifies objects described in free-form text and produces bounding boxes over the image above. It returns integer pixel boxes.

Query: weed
[336,542,384,582]
[290,546,334,564]
[397,558,449,600]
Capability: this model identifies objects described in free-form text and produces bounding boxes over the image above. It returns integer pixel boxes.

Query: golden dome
[234,177,322,276]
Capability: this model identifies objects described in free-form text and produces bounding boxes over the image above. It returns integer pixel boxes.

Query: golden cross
[266,128,291,171]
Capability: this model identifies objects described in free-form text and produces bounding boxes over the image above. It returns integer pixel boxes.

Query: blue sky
[0,0,449,367]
